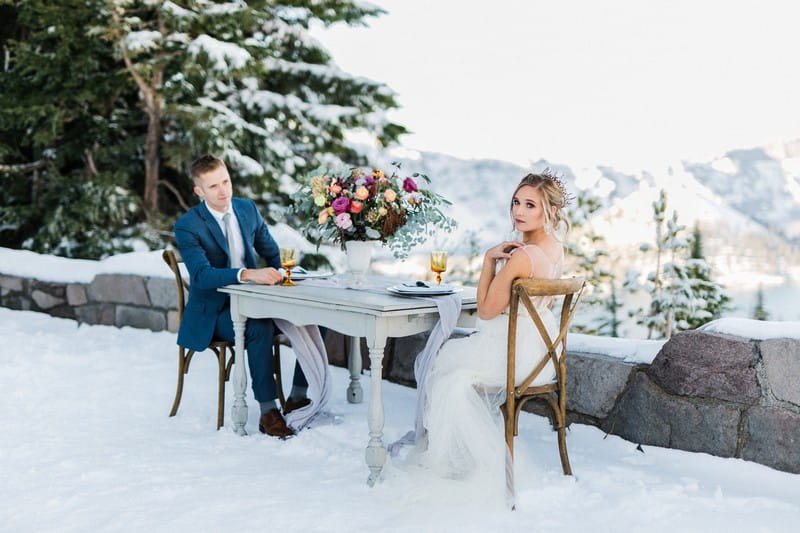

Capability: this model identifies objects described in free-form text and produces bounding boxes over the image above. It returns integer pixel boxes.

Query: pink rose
[355,186,369,200]
[350,200,363,214]
[331,196,350,214]
[335,212,352,229]
[329,183,342,194]
[384,189,397,202]
[402,177,418,192]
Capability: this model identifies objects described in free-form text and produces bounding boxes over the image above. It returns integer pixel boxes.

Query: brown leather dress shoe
[258,409,293,438]
[283,397,311,415]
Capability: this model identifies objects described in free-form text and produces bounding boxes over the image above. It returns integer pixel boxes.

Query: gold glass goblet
[280,247,297,287]
[430,251,448,284]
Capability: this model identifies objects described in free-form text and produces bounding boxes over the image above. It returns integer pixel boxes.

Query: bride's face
[511,185,545,233]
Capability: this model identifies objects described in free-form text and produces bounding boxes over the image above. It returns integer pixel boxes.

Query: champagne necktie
[222,212,240,268]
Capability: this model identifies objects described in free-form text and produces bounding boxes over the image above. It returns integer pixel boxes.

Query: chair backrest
[506,276,586,394]
[162,249,187,324]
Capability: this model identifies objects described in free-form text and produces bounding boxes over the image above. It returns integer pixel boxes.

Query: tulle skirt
[411,308,559,494]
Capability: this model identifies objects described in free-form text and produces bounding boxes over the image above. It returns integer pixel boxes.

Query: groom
[173,154,310,438]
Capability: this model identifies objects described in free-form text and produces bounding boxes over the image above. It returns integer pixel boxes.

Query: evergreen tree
[0,0,149,258]
[564,192,615,335]
[753,285,770,320]
[678,222,731,329]
[1,0,406,258]
[630,190,699,339]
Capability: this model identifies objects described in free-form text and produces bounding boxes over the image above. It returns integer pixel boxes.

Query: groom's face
[194,165,233,213]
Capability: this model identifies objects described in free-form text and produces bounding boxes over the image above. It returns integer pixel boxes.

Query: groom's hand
[241,267,282,285]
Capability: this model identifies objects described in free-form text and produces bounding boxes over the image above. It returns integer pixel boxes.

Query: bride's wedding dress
[413,244,564,491]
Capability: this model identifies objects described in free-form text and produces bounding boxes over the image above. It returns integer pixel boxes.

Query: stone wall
[0,272,179,333]
[353,329,800,475]
[2,270,799,474]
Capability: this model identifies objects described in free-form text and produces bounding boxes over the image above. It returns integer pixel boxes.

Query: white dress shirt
[204,201,246,281]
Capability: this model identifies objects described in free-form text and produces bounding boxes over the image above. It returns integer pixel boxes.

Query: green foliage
[678,223,732,329]
[1,0,406,259]
[564,192,616,335]
[628,192,730,339]
[753,286,770,321]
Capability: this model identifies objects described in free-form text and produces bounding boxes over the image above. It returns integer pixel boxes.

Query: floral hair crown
[540,168,574,208]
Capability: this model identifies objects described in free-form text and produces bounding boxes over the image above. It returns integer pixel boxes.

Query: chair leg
[557,425,572,476]
[273,338,286,410]
[216,346,227,430]
[169,348,191,417]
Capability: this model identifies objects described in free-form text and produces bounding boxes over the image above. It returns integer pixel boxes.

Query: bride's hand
[484,240,525,262]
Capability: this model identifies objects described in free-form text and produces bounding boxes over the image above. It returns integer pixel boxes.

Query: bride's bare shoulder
[519,243,562,264]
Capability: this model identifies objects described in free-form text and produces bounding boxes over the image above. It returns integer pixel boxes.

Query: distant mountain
[365,138,800,285]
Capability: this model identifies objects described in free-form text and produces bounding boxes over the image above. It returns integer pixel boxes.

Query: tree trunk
[142,91,162,216]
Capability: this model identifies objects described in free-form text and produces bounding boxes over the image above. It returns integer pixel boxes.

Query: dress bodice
[497,244,564,314]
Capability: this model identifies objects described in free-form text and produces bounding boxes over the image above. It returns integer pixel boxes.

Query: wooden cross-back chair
[503,276,586,485]
[162,249,286,429]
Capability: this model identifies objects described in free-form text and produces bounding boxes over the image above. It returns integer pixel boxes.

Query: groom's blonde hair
[190,154,226,184]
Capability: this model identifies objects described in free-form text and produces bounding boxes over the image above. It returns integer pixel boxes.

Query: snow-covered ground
[2,306,800,532]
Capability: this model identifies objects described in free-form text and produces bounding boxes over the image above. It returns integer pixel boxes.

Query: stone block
[66,283,88,306]
[116,305,166,331]
[30,280,65,298]
[567,351,638,419]
[0,275,23,292]
[605,372,740,457]
[31,289,64,310]
[167,310,180,333]
[147,277,178,310]
[742,406,800,474]
[75,303,116,325]
[760,339,800,407]
[647,330,760,404]
[86,274,149,306]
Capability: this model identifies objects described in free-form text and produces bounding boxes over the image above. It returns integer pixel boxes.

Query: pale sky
[311,0,800,172]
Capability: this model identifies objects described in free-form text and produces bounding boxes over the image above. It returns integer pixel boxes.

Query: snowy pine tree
[1,0,406,258]
[630,190,700,339]
[564,192,616,335]
[753,285,770,321]
[678,222,731,329]
[97,0,405,223]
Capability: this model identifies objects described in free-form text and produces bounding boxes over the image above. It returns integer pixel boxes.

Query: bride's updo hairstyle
[510,169,573,237]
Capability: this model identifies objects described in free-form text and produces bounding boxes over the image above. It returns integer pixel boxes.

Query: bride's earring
[544,221,553,234]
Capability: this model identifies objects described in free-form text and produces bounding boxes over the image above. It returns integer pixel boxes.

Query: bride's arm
[476,241,530,320]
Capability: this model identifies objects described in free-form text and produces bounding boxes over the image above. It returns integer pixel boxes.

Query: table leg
[365,342,387,486]
[230,301,248,436]
[347,336,363,404]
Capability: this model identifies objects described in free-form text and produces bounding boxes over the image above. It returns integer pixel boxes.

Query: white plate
[387,284,462,296]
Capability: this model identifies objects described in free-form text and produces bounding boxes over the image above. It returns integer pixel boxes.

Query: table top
[219,276,478,317]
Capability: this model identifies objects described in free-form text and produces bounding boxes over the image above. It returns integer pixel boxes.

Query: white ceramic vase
[344,240,376,285]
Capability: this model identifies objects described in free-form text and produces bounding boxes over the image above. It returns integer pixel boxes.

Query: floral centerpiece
[290,163,456,258]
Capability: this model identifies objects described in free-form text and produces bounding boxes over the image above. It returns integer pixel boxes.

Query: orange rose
[329,183,342,194]
[350,200,363,214]
[355,186,369,200]
[318,209,329,224]
[384,189,397,202]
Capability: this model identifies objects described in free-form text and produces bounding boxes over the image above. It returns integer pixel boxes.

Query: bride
[408,171,571,498]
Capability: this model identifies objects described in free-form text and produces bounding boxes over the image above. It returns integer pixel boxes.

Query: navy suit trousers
[213,305,307,403]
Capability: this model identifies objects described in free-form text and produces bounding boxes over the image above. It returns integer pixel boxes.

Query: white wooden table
[219,278,477,484]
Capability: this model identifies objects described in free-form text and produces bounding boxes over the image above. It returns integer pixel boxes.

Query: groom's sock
[259,400,280,415]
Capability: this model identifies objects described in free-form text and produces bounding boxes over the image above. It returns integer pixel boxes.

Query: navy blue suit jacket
[174,198,281,352]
